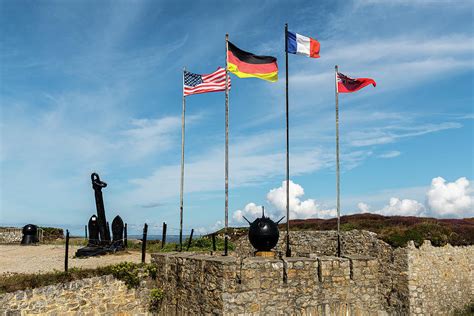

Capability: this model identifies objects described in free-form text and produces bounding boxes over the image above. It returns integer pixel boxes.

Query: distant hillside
[221,213,474,247]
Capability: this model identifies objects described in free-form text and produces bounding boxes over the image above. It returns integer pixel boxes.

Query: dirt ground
[0,244,148,275]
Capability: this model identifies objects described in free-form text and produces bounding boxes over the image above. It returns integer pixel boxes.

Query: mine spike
[262,206,265,218]
[276,216,285,224]
[242,216,251,224]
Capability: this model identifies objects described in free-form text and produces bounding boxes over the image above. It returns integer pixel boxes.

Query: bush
[40,227,64,241]
[109,262,141,289]
[149,288,165,313]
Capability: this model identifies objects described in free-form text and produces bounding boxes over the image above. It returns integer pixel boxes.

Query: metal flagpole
[335,65,341,257]
[179,67,186,252]
[224,34,230,256]
[285,23,291,258]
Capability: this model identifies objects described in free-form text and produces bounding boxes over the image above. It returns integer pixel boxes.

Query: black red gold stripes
[227,41,278,82]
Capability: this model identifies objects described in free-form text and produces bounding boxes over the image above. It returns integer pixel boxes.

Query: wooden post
[224,33,230,256]
[65,230,70,272]
[335,65,341,257]
[186,229,194,251]
[124,223,128,248]
[84,225,88,240]
[180,67,186,252]
[161,222,167,249]
[285,23,291,258]
[212,233,216,251]
[141,223,148,263]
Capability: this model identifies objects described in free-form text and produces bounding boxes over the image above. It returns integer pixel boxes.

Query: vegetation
[453,302,474,315]
[0,261,161,294]
[285,213,474,247]
[125,235,234,253]
[217,213,474,248]
[39,227,64,241]
[148,288,165,313]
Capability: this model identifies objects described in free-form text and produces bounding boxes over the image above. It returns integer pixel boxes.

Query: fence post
[65,230,70,272]
[212,233,216,251]
[141,223,148,263]
[186,229,194,251]
[124,223,128,248]
[161,222,167,249]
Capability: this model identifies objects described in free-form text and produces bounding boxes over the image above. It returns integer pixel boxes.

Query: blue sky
[1,0,473,235]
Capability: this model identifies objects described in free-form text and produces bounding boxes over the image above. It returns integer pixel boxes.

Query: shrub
[109,262,141,289]
[148,288,165,313]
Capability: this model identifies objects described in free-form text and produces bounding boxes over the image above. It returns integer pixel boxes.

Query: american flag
[183,67,231,96]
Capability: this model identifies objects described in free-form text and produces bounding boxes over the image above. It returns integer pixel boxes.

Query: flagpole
[224,33,229,256]
[179,67,186,252]
[285,23,291,258]
[335,65,341,257]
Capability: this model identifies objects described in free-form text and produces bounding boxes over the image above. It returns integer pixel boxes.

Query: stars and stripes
[183,67,231,96]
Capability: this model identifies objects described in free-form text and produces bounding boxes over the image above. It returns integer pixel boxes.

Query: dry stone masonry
[0,230,472,315]
[0,228,22,244]
[151,252,385,315]
[0,275,149,315]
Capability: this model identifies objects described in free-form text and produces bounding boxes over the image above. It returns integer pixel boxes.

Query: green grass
[0,262,153,294]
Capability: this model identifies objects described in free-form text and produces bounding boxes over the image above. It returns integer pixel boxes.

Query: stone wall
[405,240,474,315]
[235,230,402,312]
[0,275,150,315]
[234,230,474,315]
[151,252,385,315]
[0,228,22,244]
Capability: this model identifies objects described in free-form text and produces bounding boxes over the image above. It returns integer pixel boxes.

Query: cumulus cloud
[426,177,473,217]
[377,197,426,216]
[266,181,336,219]
[196,220,224,235]
[232,203,263,223]
[357,202,371,213]
[356,177,473,218]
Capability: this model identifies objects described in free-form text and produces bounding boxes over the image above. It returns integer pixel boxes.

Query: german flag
[227,41,278,82]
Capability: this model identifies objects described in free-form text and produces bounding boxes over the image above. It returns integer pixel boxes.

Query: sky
[1,0,473,236]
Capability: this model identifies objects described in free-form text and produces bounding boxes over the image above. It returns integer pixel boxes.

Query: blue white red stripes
[287,31,320,58]
[183,67,231,96]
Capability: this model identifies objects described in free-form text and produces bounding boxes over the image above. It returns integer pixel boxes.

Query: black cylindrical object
[141,223,148,263]
[161,222,167,249]
[186,229,194,251]
[65,230,70,272]
[21,224,38,245]
[124,223,128,248]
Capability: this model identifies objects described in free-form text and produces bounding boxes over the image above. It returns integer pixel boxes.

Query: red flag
[337,72,376,93]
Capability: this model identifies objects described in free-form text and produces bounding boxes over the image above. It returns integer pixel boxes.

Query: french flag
[287,31,320,58]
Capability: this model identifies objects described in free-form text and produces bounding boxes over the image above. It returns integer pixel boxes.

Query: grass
[125,235,234,253]
[0,262,151,294]
[43,235,234,254]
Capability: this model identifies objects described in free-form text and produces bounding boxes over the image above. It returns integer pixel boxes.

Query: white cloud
[426,177,473,217]
[355,177,473,218]
[376,197,426,216]
[378,151,401,159]
[196,220,224,235]
[266,181,336,219]
[232,203,263,223]
[357,202,371,213]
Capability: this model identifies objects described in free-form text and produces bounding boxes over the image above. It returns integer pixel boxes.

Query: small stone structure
[0,227,23,244]
[0,275,149,315]
[152,252,384,315]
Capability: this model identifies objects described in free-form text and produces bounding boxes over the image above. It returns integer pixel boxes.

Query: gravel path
[0,245,148,275]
